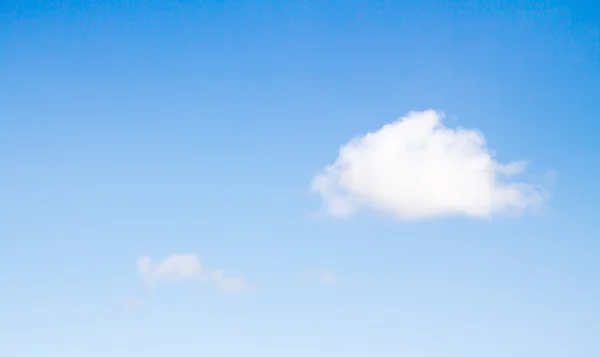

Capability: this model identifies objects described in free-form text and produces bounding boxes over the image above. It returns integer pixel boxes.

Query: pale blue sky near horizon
[1,0,599,356]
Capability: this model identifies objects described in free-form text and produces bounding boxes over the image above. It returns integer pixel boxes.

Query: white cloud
[311,110,545,220]
[137,254,202,283]
[137,254,247,293]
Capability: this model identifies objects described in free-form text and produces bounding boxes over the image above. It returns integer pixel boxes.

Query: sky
[0,0,599,356]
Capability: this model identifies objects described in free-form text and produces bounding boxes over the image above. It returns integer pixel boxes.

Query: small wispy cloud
[137,254,202,282]
[137,254,248,293]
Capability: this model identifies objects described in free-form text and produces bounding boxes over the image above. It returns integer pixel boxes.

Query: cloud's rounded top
[311,110,545,220]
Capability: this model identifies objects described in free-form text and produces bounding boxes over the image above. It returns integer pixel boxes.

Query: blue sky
[1,0,599,356]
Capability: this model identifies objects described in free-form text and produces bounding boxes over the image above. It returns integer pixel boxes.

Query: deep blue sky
[1,1,599,356]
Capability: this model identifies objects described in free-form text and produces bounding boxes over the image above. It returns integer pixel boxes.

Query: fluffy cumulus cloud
[311,110,545,220]
[137,254,247,293]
